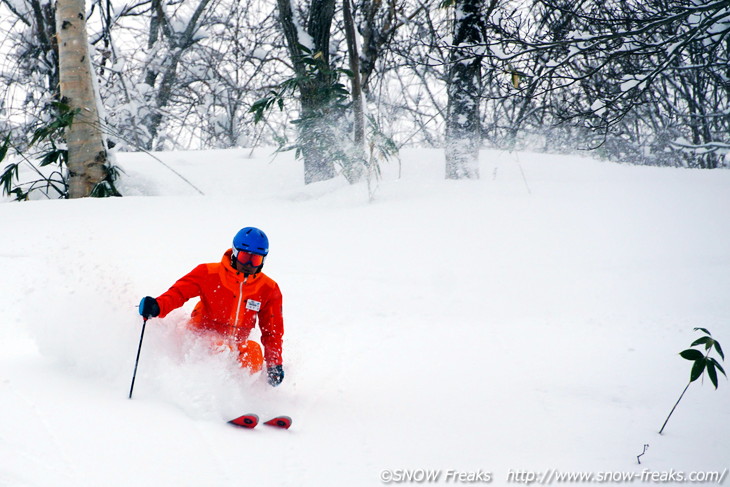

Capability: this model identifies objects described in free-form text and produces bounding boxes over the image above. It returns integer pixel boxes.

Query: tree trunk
[342,0,366,183]
[297,87,339,184]
[56,0,107,198]
[140,0,212,150]
[445,0,485,180]
[276,0,337,184]
[343,0,364,149]
[30,0,60,102]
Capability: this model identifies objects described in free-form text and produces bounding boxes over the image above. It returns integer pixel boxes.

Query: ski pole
[129,317,148,399]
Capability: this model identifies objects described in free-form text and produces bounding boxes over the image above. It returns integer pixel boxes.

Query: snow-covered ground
[1,148,729,486]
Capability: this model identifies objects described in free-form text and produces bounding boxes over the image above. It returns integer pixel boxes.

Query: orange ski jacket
[155,249,284,366]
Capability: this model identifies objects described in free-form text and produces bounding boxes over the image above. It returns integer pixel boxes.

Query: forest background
[1,0,729,195]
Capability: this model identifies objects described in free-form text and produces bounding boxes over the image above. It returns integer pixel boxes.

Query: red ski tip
[264,416,292,429]
[228,414,259,429]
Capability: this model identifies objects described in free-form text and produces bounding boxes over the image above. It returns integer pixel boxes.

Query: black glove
[138,296,160,319]
[267,365,284,387]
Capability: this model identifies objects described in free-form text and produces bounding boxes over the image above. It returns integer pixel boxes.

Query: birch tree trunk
[56,0,107,198]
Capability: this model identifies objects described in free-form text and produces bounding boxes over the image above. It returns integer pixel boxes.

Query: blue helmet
[233,227,269,256]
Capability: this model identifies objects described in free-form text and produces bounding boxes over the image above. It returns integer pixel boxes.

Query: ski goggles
[233,248,265,267]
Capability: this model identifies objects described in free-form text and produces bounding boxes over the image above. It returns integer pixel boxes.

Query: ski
[264,415,292,429]
[227,414,292,430]
[228,413,259,429]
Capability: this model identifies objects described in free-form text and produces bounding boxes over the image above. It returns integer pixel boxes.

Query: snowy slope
[1,148,729,486]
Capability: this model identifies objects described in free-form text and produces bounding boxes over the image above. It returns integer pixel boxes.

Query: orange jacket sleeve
[155,264,208,318]
[259,281,284,366]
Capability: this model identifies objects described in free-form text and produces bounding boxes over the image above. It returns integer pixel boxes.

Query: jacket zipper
[232,275,248,337]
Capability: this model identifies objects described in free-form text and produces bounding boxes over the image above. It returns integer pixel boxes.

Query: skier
[138,227,284,387]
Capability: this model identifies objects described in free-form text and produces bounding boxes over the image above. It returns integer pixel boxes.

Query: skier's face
[234,259,259,274]
[232,249,265,275]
